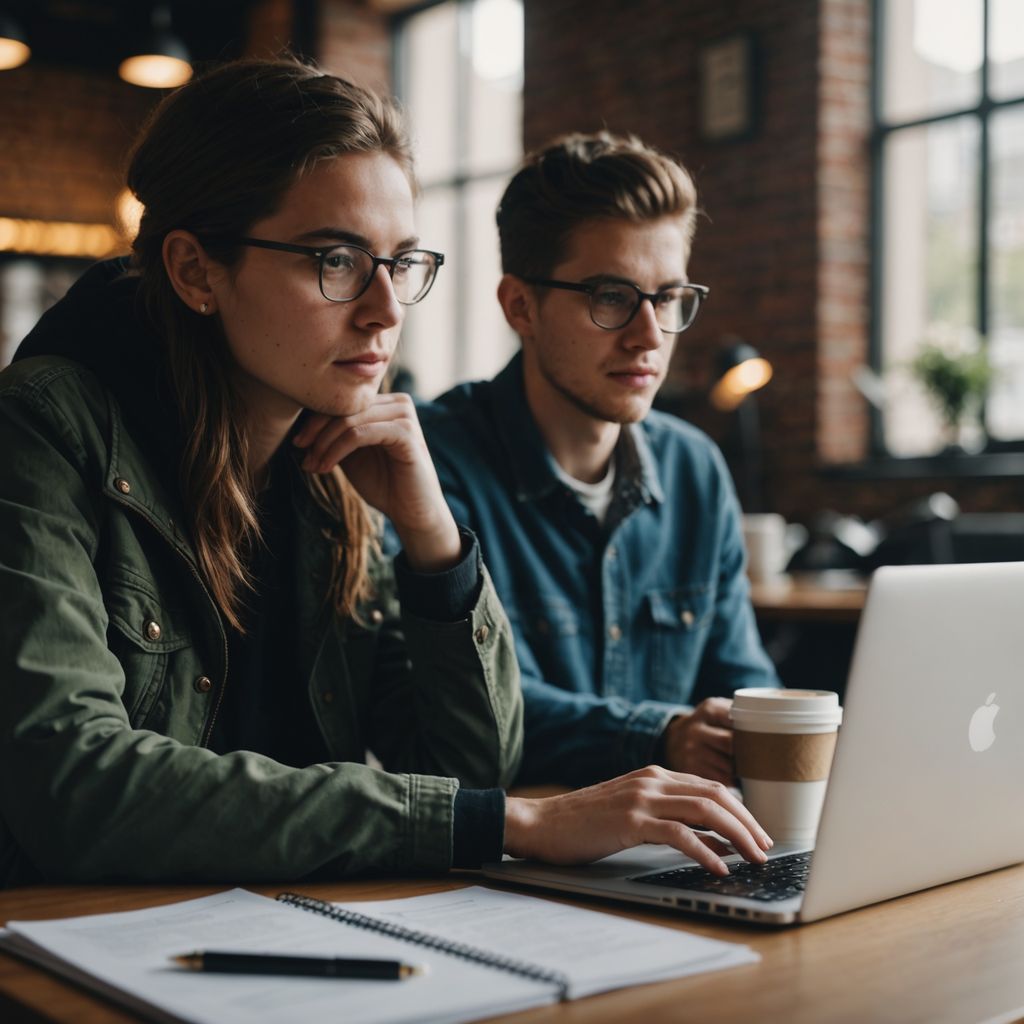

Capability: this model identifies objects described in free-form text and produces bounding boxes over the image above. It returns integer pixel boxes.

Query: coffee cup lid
[730,688,842,733]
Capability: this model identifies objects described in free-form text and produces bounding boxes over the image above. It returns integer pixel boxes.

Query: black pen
[172,951,425,979]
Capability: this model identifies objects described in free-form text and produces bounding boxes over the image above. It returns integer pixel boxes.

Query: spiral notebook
[0,886,757,1024]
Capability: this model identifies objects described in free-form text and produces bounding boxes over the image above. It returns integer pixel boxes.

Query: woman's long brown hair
[126,59,415,629]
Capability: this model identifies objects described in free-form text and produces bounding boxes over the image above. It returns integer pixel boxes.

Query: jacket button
[607,545,618,560]
[144,620,162,641]
[474,625,490,644]
[608,624,622,641]
[680,609,695,627]
[322,690,335,704]
[115,478,131,494]
[370,608,384,625]
[194,676,212,694]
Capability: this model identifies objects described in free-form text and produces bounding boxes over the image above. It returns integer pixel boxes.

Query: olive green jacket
[0,356,522,886]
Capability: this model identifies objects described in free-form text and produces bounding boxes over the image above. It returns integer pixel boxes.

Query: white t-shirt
[551,453,617,526]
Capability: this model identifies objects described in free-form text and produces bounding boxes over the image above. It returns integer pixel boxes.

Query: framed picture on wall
[698,33,756,142]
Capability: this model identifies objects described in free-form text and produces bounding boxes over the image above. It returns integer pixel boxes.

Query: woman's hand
[293,395,461,572]
[503,765,772,876]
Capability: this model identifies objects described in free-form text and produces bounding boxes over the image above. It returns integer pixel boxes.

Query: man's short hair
[496,131,698,280]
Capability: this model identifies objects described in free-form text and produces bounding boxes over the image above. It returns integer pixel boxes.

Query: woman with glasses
[0,60,770,886]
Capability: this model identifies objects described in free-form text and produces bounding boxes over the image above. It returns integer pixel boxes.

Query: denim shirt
[418,352,779,787]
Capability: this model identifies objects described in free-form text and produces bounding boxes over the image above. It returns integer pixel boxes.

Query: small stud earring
[199,303,209,314]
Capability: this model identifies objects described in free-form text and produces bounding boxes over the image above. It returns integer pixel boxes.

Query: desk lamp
[709,338,773,510]
[709,340,773,412]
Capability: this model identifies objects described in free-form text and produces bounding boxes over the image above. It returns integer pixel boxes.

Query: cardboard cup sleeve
[734,730,838,783]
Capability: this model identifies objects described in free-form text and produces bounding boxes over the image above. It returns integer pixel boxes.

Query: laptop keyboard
[633,850,812,903]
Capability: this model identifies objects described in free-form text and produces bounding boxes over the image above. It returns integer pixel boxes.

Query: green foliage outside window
[911,335,993,446]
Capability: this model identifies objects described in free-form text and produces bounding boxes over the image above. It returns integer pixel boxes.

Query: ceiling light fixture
[0,12,30,71]
[118,5,192,89]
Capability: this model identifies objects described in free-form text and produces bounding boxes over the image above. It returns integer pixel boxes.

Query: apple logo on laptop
[969,693,1000,752]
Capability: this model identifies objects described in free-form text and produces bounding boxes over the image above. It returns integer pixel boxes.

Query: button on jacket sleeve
[0,358,522,885]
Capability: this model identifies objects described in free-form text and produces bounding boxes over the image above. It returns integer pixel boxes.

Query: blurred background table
[748,573,869,697]
[748,573,868,625]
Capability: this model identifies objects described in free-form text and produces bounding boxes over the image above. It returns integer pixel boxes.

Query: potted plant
[911,332,993,454]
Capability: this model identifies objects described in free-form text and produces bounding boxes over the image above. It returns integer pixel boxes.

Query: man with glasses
[419,131,779,788]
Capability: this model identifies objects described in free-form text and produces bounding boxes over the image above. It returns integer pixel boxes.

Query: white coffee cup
[730,689,843,844]
[741,513,791,583]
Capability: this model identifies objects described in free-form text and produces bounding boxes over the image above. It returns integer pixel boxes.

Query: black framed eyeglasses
[523,277,709,333]
[220,237,445,305]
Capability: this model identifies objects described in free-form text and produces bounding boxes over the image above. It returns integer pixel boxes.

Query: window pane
[394,0,523,398]
[463,176,517,381]
[881,117,980,456]
[882,0,982,123]
[397,188,457,400]
[987,105,1024,440]
[0,259,81,368]
[990,0,1024,101]
[404,2,458,185]
[466,0,523,175]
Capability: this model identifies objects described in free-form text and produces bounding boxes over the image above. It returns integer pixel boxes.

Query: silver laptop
[484,562,1024,924]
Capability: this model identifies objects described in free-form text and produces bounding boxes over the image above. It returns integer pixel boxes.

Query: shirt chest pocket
[104,574,194,729]
[645,584,715,702]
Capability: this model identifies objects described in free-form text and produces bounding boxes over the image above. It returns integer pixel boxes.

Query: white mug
[742,513,805,583]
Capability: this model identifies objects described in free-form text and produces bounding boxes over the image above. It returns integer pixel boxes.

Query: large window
[393,0,522,399]
[874,0,1024,456]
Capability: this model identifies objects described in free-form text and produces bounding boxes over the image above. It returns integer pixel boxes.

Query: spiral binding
[277,892,570,1000]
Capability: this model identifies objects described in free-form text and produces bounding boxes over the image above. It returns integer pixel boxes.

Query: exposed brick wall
[317,0,391,93]
[246,0,300,59]
[0,66,153,225]
[817,0,871,466]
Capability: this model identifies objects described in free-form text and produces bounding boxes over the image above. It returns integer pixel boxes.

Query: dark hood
[14,257,185,479]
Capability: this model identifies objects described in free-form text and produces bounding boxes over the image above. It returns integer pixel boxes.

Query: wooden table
[2,864,1023,1024]
[749,575,868,624]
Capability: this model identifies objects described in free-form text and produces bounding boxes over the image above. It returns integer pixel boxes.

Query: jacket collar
[490,351,665,507]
